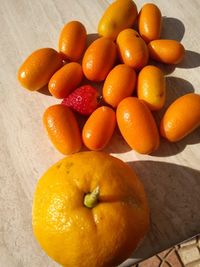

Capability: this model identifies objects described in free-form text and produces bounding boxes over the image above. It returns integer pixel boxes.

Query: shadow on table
[163,76,195,110]
[149,50,200,74]
[127,160,200,261]
[38,85,51,96]
[104,129,132,154]
[177,50,200,69]
[86,33,99,48]
[149,59,176,75]
[152,127,200,157]
[161,17,185,42]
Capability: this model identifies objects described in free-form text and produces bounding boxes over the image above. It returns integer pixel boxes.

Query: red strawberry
[61,85,101,116]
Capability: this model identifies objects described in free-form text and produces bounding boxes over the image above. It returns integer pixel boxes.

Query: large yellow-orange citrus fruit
[32,151,149,267]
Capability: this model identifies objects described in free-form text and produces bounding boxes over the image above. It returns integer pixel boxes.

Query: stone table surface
[0,0,200,266]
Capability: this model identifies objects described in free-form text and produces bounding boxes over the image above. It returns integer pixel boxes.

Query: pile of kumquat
[17,0,200,155]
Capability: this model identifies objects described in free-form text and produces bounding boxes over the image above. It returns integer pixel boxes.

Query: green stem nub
[84,186,100,208]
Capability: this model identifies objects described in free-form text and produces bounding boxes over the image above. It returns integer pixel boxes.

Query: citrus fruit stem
[84,186,100,208]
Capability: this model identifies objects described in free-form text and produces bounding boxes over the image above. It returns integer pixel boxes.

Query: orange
[48,62,83,98]
[32,151,149,267]
[148,40,185,64]
[82,37,117,81]
[43,104,82,155]
[117,29,149,71]
[138,3,162,43]
[160,93,200,142]
[103,64,137,108]
[116,97,160,154]
[58,21,87,61]
[17,48,63,91]
[137,65,166,110]
[98,0,138,40]
[82,106,116,150]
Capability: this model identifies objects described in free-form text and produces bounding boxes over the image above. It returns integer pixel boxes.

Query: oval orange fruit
[103,64,137,108]
[137,65,166,110]
[43,104,82,155]
[117,29,149,70]
[58,21,87,61]
[82,37,117,81]
[17,48,63,91]
[138,3,162,43]
[148,40,185,64]
[160,93,200,142]
[82,106,116,150]
[48,62,83,98]
[117,97,160,154]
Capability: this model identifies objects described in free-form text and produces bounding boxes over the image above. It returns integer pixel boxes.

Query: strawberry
[61,85,101,116]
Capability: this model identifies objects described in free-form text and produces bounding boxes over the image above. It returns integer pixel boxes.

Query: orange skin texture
[160,93,200,142]
[43,104,82,155]
[117,97,160,154]
[138,3,162,43]
[117,29,149,71]
[137,65,166,110]
[48,62,83,99]
[103,64,137,108]
[82,106,116,150]
[58,21,87,61]
[17,48,63,91]
[98,0,138,41]
[82,37,117,81]
[148,40,185,64]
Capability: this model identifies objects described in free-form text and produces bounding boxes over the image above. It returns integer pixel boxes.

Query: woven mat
[132,235,200,267]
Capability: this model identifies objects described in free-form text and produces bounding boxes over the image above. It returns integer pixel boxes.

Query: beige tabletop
[0,0,200,266]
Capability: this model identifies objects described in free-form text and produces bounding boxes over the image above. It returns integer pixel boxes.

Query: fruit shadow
[37,85,51,96]
[177,50,200,69]
[148,49,200,75]
[161,16,185,42]
[159,76,195,117]
[86,33,99,48]
[148,59,175,75]
[125,160,200,263]
[104,128,132,154]
[151,76,199,157]
[152,127,200,158]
